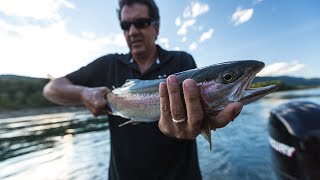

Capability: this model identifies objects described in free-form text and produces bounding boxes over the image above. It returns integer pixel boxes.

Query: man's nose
[128,24,139,35]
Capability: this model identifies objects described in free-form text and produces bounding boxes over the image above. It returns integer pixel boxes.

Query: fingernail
[168,75,177,84]
[183,79,195,89]
[159,82,167,93]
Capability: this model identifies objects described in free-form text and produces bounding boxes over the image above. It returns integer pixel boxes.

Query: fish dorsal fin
[122,79,140,87]
[112,79,140,95]
[112,78,163,95]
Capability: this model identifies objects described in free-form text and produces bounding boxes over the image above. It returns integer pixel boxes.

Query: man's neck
[132,46,158,73]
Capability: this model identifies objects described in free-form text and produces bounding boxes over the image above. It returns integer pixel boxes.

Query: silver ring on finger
[172,117,186,123]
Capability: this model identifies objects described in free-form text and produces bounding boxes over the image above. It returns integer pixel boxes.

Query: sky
[0,0,319,79]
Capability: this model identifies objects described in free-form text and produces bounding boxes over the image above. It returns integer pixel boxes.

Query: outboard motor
[268,101,320,180]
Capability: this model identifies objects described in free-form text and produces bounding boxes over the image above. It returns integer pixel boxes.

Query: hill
[1,74,320,110]
[253,76,320,86]
[0,75,55,110]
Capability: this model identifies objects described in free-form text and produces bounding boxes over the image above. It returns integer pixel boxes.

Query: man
[43,0,243,179]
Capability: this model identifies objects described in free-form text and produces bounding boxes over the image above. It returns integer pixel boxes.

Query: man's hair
[117,0,160,24]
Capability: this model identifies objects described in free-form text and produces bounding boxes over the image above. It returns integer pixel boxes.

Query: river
[1,88,319,180]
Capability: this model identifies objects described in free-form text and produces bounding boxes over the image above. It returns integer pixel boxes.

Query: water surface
[1,88,319,180]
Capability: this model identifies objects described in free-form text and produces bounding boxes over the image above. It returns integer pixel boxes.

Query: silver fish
[106,60,278,150]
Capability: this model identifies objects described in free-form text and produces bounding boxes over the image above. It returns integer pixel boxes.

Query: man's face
[120,3,159,57]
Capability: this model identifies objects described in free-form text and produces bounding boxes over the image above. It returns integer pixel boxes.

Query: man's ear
[154,24,159,38]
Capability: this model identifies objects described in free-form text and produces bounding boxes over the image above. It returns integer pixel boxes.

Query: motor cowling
[268,101,320,180]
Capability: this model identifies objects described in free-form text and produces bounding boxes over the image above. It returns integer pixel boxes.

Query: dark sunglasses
[120,18,157,31]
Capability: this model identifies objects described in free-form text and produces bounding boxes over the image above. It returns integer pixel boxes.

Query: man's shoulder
[93,53,129,65]
[97,53,128,61]
[158,45,194,63]
[160,47,191,57]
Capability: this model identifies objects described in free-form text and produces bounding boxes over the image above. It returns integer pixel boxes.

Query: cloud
[257,62,305,76]
[0,11,127,78]
[0,0,75,21]
[183,1,210,19]
[175,17,181,26]
[231,7,254,26]
[253,0,264,5]
[190,1,210,18]
[199,28,214,42]
[81,31,96,39]
[189,42,198,51]
[177,19,196,36]
[176,1,210,36]
[159,37,170,49]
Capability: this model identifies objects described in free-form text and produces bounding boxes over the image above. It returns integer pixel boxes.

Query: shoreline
[0,106,89,119]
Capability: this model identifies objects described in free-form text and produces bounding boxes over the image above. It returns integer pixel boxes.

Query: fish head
[190,60,278,114]
[184,60,279,150]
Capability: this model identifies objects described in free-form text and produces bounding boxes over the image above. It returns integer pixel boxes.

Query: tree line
[251,80,311,91]
[0,76,56,110]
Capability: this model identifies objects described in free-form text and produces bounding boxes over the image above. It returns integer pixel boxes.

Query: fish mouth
[239,63,279,104]
[241,84,278,104]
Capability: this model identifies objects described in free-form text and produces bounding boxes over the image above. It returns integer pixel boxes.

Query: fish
[105,60,279,150]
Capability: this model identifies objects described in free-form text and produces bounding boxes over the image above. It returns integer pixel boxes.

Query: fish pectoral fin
[118,120,139,127]
[201,118,213,150]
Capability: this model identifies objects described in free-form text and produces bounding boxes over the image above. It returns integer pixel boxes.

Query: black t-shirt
[66,45,202,180]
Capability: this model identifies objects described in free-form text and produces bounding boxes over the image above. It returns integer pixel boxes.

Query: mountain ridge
[254,76,320,86]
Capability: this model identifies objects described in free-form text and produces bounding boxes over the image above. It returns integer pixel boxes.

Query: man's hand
[158,75,243,140]
[43,77,111,117]
[81,87,111,116]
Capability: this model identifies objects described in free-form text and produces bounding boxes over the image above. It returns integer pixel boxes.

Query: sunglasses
[120,18,157,31]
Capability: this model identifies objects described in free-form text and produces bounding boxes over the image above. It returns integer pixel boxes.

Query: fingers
[103,87,112,97]
[159,77,187,139]
[159,82,176,135]
[167,75,186,123]
[82,86,110,116]
[182,79,203,135]
[211,102,243,129]
[158,75,243,139]
[183,79,203,128]
[102,87,113,113]
[158,75,204,139]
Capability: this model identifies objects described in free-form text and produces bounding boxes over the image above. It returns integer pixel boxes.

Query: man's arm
[43,77,111,116]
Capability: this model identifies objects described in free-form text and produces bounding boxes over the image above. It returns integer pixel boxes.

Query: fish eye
[222,71,237,83]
